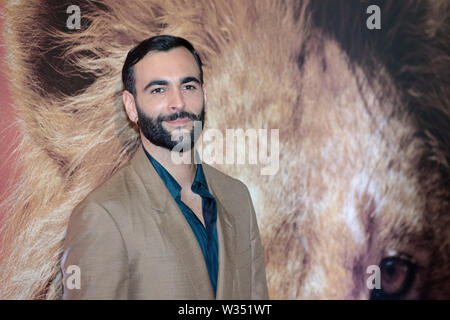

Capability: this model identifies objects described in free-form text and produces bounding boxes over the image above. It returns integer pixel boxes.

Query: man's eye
[183,84,196,90]
[151,88,164,94]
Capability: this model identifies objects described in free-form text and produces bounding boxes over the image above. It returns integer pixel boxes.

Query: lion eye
[370,255,417,300]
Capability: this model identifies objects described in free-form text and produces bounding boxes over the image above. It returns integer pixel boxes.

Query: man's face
[124,46,206,152]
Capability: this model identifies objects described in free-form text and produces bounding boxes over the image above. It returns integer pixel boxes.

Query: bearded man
[61,35,268,299]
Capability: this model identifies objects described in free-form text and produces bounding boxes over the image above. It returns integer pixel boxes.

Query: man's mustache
[157,110,202,123]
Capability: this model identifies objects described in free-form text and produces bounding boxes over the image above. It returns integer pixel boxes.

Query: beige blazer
[61,146,268,299]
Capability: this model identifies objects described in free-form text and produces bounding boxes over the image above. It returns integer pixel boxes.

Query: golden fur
[1,0,449,299]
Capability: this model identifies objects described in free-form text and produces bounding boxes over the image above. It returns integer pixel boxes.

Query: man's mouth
[165,117,191,126]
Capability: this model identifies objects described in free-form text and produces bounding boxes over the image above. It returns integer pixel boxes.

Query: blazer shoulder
[74,161,141,214]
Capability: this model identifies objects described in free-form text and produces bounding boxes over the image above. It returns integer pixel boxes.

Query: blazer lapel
[202,163,237,299]
[130,146,214,299]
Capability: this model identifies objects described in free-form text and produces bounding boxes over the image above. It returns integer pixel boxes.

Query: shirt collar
[142,145,213,200]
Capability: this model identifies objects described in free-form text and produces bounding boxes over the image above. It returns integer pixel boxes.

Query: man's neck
[142,137,196,188]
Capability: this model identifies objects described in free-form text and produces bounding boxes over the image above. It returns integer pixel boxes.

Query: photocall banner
[0,0,449,299]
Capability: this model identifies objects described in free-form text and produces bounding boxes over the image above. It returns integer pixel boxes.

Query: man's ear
[202,83,207,106]
[123,90,138,123]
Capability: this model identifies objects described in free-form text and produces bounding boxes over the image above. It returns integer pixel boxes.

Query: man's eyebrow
[143,79,169,91]
[180,76,201,85]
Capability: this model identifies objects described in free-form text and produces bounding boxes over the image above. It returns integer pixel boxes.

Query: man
[61,35,268,299]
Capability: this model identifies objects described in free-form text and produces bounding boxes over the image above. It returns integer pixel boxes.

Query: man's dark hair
[122,35,203,97]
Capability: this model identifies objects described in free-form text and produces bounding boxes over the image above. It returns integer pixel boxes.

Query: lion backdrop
[0,0,449,299]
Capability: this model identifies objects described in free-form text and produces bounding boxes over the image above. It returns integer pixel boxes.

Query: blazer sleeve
[246,186,269,299]
[61,200,129,299]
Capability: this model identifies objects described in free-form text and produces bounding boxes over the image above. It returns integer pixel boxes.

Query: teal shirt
[143,146,219,296]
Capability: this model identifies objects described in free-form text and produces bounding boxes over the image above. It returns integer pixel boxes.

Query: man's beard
[136,102,205,152]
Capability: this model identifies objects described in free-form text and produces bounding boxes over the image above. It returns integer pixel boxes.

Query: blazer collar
[202,163,237,299]
[129,145,168,212]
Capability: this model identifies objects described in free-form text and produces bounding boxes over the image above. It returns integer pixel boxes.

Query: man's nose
[169,88,185,112]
